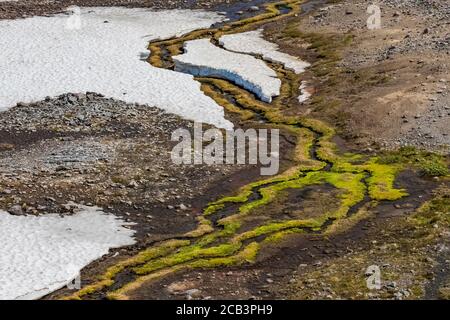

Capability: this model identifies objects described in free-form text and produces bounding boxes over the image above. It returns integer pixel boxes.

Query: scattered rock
[8,205,25,216]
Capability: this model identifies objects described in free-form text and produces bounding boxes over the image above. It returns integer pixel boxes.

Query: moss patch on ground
[283,187,450,300]
[63,0,423,300]
[379,146,449,177]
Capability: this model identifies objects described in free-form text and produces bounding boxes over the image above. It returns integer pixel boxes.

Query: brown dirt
[268,0,449,153]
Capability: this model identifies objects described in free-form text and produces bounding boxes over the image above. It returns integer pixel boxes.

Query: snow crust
[173,38,281,103]
[0,206,135,300]
[0,7,232,129]
[298,81,311,103]
[219,29,310,74]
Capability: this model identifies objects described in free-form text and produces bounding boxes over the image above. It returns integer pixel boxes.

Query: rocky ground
[291,0,449,152]
[0,0,268,20]
[0,92,261,241]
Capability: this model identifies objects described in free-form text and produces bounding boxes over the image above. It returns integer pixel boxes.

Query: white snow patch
[219,29,311,74]
[0,7,232,129]
[298,81,311,103]
[0,205,135,300]
[173,38,281,103]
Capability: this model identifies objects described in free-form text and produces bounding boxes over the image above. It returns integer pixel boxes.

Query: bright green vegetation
[63,0,442,300]
[410,189,450,227]
[65,239,190,300]
[379,146,449,177]
[284,187,449,300]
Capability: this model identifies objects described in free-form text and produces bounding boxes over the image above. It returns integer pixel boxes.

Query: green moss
[200,83,255,121]
[419,160,449,177]
[410,191,450,227]
[296,31,353,77]
[64,0,417,300]
[108,242,260,300]
[363,160,408,201]
[188,242,260,269]
[148,0,304,70]
[184,216,214,238]
[65,239,190,299]
[203,203,225,216]
[324,172,366,218]
[324,202,375,235]
[133,242,242,275]
[236,219,323,242]
[378,146,449,177]
[263,228,305,243]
